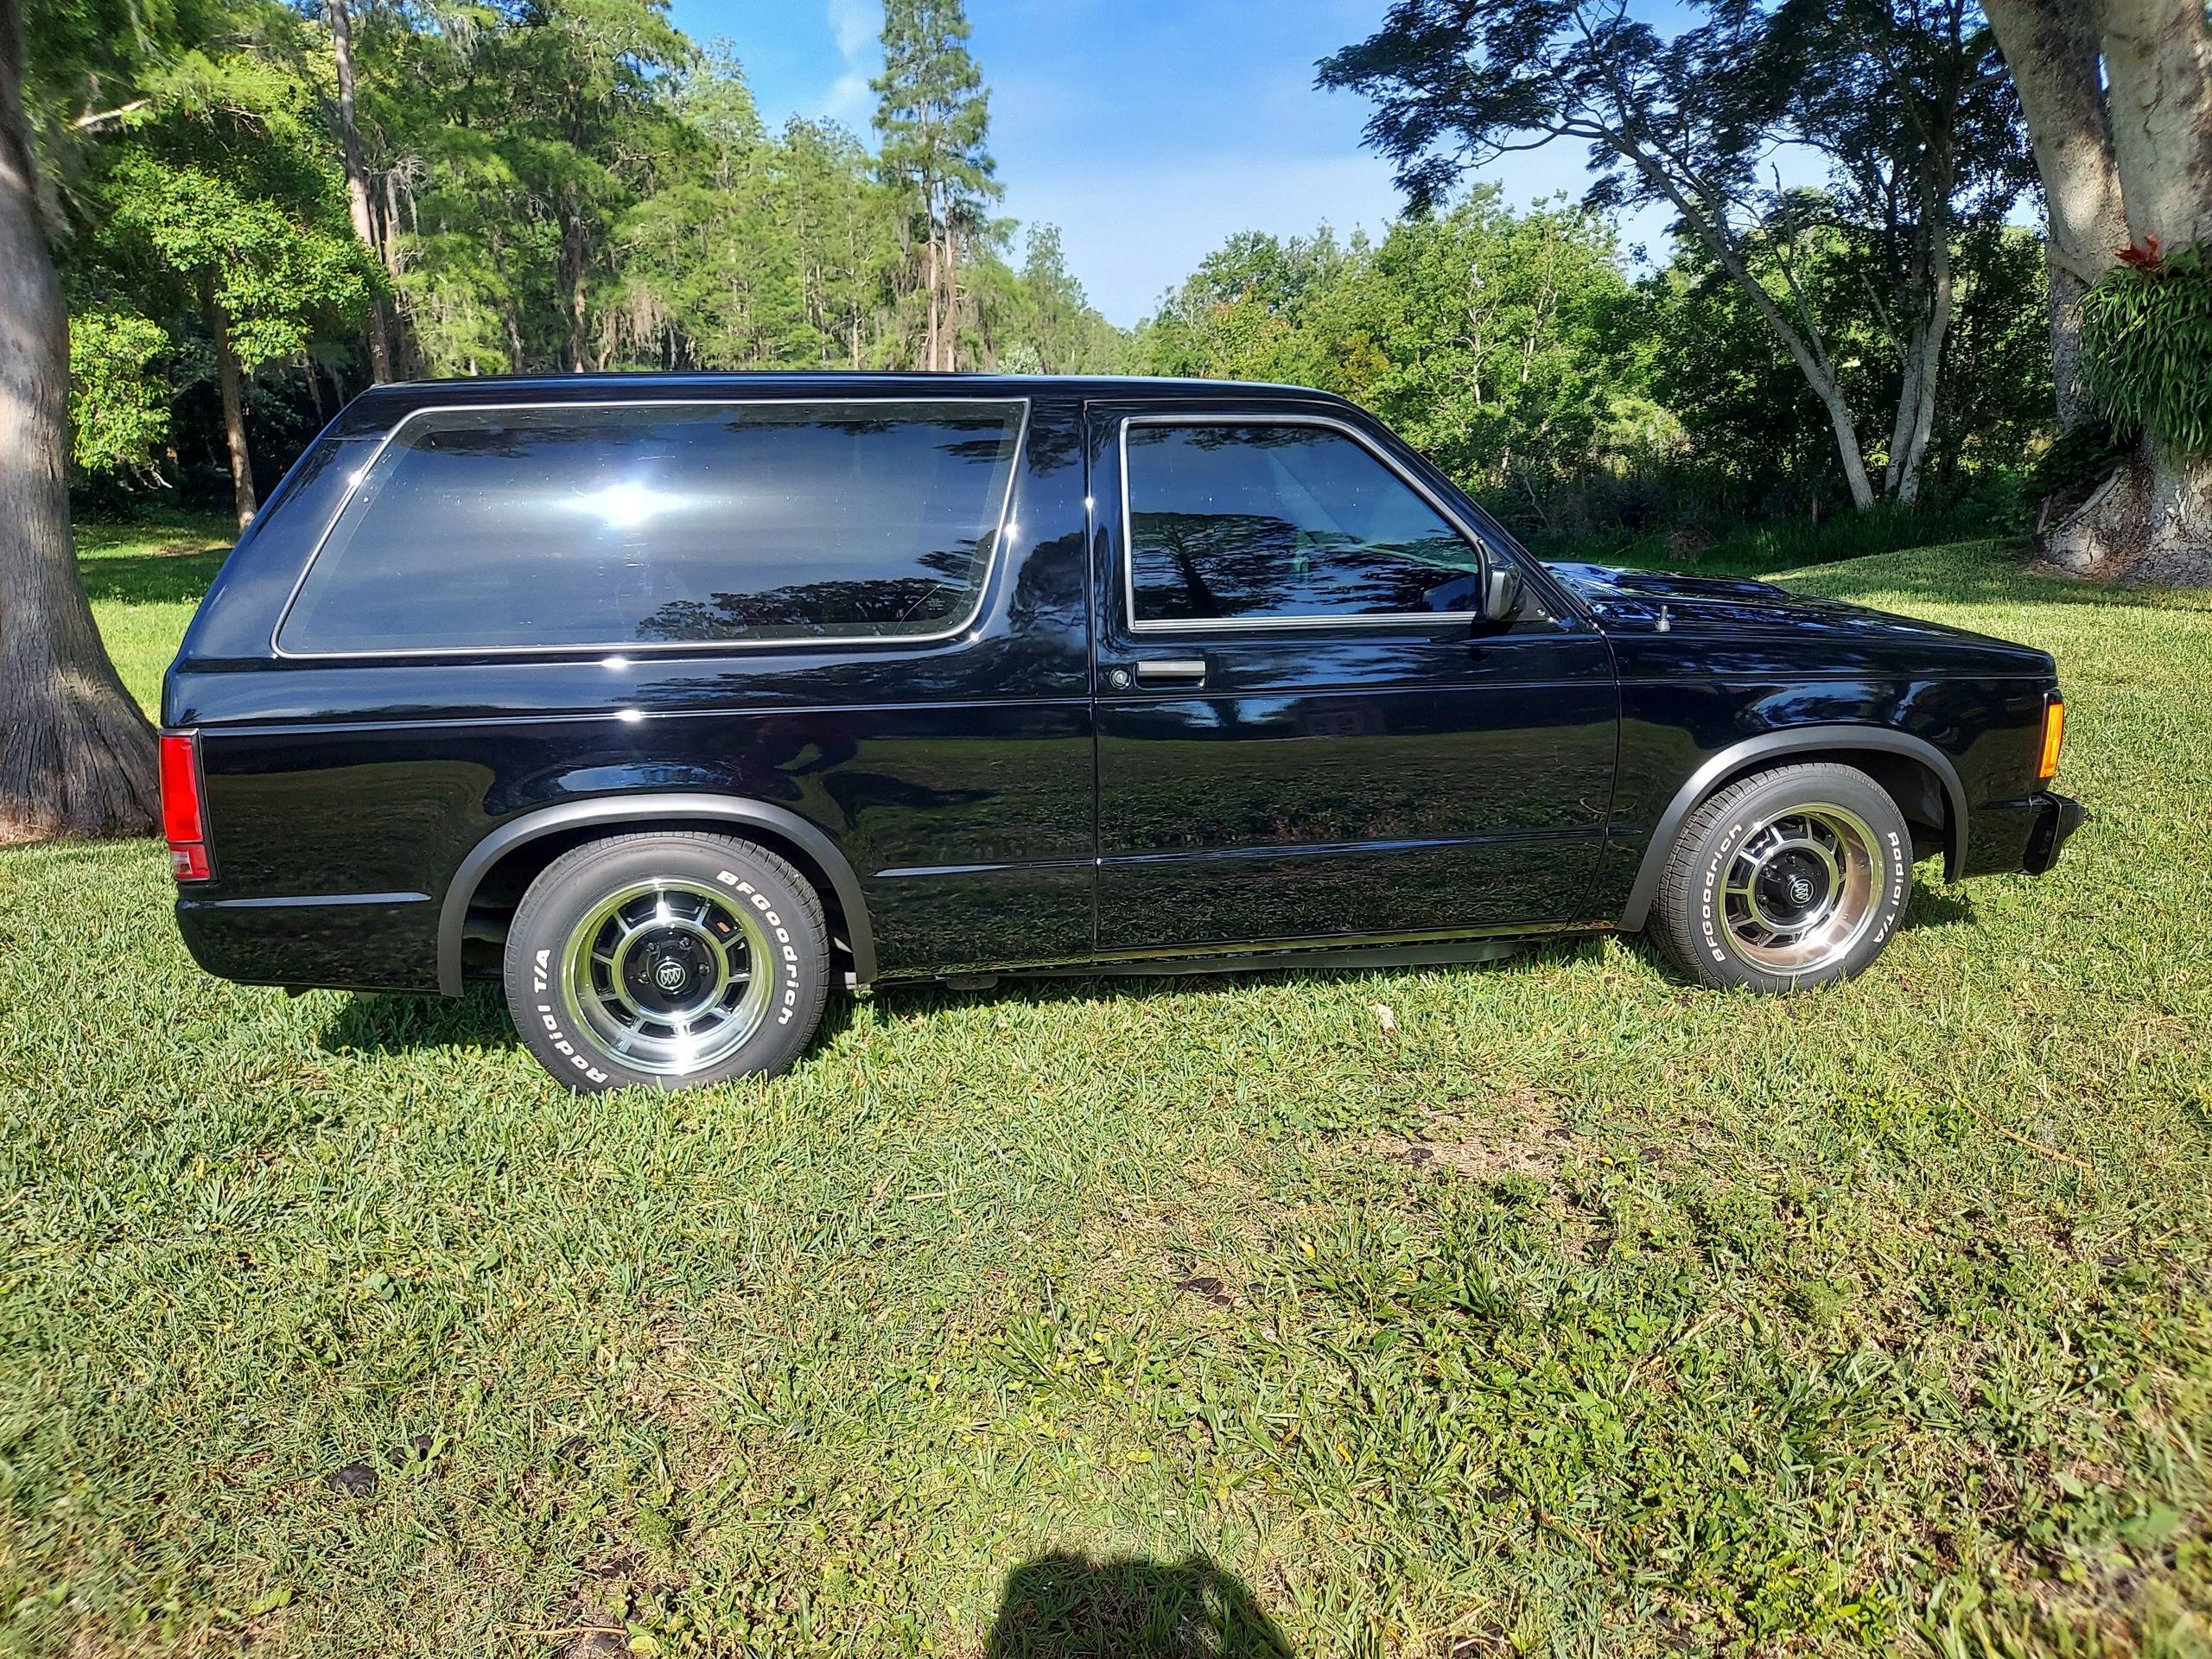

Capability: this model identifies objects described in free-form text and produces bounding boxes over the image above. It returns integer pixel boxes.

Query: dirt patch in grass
[1381,1098,1580,1182]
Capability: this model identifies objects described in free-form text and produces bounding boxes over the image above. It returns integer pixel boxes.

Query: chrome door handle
[1133,658,1208,686]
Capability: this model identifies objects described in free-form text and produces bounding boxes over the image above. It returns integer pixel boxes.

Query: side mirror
[1479,559,1523,625]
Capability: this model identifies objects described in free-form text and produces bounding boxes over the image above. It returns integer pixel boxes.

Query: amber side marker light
[159,730,212,882]
[2037,696,2066,783]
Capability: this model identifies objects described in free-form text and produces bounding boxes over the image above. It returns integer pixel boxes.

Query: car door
[1088,401,1619,955]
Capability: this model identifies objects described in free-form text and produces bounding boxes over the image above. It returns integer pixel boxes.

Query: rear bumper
[2021,791,2086,875]
[175,890,442,994]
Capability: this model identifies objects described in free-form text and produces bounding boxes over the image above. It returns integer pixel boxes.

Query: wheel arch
[437,794,876,995]
[1618,727,1967,931]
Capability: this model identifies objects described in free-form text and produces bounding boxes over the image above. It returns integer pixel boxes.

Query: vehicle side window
[278,399,1025,653]
[1122,421,1482,627]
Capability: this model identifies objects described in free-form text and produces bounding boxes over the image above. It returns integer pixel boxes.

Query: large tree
[873,0,999,373]
[105,144,372,526]
[1983,0,2212,570]
[1747,0,2029,503]
[378,0,690,375]
[997,224,1124,373]
[321,0,391,379]
[1320,0,2022,512]
[602,49,805,369]
[0,0,157,841]
[772,118,900,368]
[97,28,374,529]
[1135,201,1666,511]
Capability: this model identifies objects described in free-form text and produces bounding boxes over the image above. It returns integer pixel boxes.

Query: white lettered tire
[502,831,830,1092]
[1648,762,1913,992]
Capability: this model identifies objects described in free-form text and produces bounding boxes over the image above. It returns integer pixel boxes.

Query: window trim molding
[270,395,1033,660]
[1117,410,1495,636]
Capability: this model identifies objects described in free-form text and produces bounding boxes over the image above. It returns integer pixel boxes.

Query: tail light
[2037,695,2066,783]
[159,730,213,882]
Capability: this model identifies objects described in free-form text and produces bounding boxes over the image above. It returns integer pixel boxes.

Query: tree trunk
[0,0,158,842]
[1885,324,1924,499]
[210,299,257,530]
[2044,441,2212,581]
[1812,373,1879,511]
[2047,261,2094,430]
[1891,231,1953,505]
[2095,0,2212,251]
[2143,445,2212,575]
[2074,0,2212,566]
[944,220,961,373]
[383,167,404,271]
[1621,144,1880,509]
[923,218,941,372]
[327,0,391,382]
[560,201,589,372]
[1884,228,1930,498]
[1983,0,2127,429]
[1989,0,2210,569]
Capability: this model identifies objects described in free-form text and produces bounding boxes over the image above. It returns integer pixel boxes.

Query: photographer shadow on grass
[982,1551,1293,1658]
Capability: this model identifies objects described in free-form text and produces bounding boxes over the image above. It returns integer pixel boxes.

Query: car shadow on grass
[982,1551,1294,1657]
[1904,883,1978,931]
[316,977,887,1061]
[315,897,1971,1065]
[319,984,518,1058]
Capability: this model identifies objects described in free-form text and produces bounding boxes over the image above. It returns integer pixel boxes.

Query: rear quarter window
[276,399,1027,654]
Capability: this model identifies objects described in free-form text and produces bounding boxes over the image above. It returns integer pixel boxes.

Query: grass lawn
[73,516,236,717]
[3,531,2209,1657]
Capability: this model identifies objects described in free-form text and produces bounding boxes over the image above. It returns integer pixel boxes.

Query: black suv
[162,374,2082,1092]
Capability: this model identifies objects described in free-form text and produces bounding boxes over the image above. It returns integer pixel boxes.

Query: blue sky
[662,0,1681,327]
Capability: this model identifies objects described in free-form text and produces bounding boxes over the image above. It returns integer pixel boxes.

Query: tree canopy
[29,0,1124,512]
[1319,0,2031,509]
[0,0,2145,553]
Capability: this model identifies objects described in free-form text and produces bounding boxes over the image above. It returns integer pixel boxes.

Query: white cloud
[823,0,877,119]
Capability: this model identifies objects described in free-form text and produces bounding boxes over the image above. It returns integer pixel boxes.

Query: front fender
[1617,726,1967,931]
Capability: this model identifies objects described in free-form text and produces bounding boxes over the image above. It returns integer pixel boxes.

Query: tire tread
[1647,762,1907,989]
[504,830,830,1091]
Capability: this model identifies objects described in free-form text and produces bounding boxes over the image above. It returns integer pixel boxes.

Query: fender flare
[1618,726,1968,931]
[436,793,876,995]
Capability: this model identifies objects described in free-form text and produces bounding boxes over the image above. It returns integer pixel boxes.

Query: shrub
[2079,241,2212,455]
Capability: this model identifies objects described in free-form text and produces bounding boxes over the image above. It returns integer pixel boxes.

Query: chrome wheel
[1718,804,1881,976]
[556,877,773,1078]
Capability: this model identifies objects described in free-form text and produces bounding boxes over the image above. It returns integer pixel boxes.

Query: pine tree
[872,0,998,372]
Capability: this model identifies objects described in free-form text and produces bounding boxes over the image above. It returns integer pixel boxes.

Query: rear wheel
[1648,762,1912,992]
[503,831,830,1092]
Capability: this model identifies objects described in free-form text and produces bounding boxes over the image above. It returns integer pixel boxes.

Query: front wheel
[1647,762,1913,992]
[503,831,830,1092]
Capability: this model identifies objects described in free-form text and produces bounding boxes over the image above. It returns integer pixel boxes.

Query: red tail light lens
[159,731,212,882]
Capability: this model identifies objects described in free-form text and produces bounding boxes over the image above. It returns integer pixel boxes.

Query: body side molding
[1618,725,1969,931]
[436,793,878,995]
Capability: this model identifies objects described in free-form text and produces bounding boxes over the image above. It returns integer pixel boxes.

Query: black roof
[341,371,1351,429]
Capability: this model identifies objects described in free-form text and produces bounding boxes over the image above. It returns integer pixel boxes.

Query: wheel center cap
[1758,850,1829,921]
[654,957,690,994]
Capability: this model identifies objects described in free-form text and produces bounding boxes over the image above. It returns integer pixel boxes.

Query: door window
[1122,421,1481,628]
